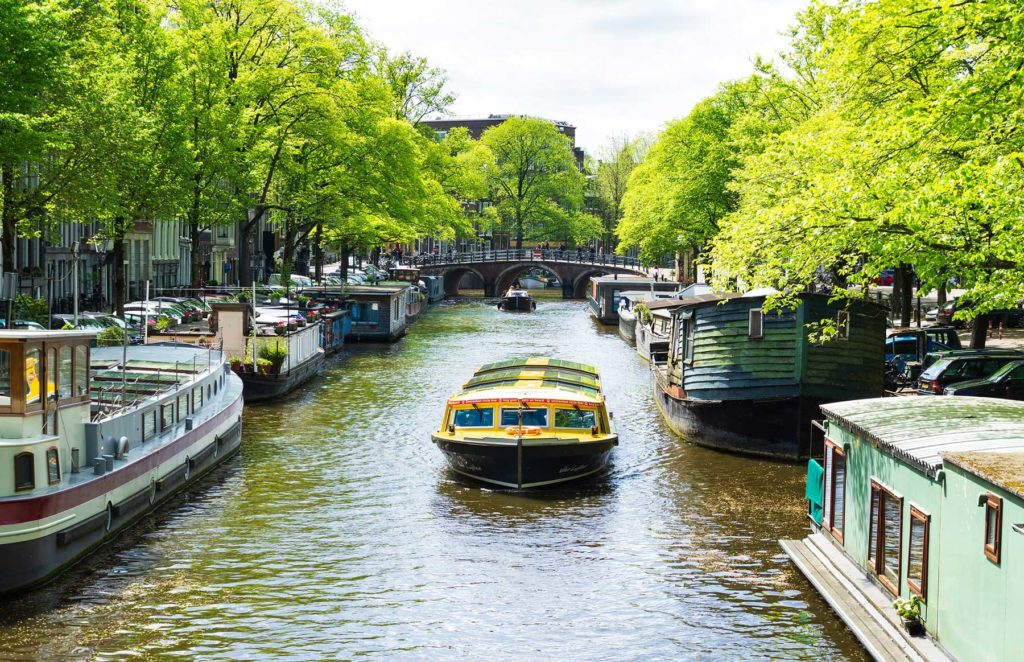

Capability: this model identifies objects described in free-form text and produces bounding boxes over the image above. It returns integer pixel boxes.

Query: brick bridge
[412,249,649,298]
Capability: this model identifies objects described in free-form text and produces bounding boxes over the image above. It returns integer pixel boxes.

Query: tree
[480,117,584,249]
[371,47,455,124]
[593,134,647,252]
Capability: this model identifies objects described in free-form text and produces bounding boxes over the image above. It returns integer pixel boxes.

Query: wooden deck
[781,533,952,662]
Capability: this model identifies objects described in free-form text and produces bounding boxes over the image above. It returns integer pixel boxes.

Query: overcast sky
[343,0,806,154]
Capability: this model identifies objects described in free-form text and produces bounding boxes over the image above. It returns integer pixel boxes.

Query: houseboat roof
[345,284,407,295]
[942,451,1024,501]
[590,275,675,285]
[0,329,96,342]
[822,397,1024,477]
[475,357,599,377]
[645,299,691,311]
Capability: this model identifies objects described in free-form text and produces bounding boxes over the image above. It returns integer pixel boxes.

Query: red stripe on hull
[0,394,243,526]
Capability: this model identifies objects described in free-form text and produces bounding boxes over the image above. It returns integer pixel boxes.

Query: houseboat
[0,330,243,596]
[344,285,409,342]
[431,358,618,488]
[213,302,324,402]
[635,299,686,363]
[499,287,535,312]
[418,275,445,303]
[320,308,351,357]
[654,291,885,459]
[782,396,1024,661]
[617,291,678,345]
[587,275,679,324]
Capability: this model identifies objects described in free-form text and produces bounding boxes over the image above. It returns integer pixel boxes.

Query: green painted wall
[937,465,1024,662]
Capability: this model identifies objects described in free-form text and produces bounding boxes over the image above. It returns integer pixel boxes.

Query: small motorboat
[499,286,536,312]
[431,358,618,488]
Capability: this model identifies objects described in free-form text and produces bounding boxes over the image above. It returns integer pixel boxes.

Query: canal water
[0,300,866,660]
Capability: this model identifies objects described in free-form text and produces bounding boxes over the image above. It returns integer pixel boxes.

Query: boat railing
[91,354,212,422]
[246,322,321,375]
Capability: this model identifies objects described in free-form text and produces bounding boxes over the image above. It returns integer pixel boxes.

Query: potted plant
[297,294,310,308]
[256,358,272,375]
[258,342,288,374]
[228,355,243,371]
[154,316,171,333]
[274,322,287,336]
[893,596,924,636]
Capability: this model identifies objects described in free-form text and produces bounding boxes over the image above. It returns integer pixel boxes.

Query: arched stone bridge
[412,249,649,298]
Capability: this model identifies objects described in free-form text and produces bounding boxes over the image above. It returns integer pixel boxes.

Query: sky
[343,0,807,154]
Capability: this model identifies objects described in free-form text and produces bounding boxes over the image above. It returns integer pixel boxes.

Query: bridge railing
[407,249,646,270]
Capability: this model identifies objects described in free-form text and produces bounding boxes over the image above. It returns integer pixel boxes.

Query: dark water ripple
[0,299,866,660]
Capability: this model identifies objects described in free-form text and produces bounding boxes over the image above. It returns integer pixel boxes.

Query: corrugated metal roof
[942,451,1024,501]
[822,397,1024,476]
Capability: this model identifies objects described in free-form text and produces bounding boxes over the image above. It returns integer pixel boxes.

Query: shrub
[96,326,126,347]
[14,294,48,326]
[257,342,288,371]
[154,316,171,332]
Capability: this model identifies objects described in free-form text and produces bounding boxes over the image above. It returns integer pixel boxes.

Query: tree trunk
[899,264,913,328]
[113,235,126,316]
[313,222,323,282]
[891,268,903,323]
[937,283,946,306]
[971,313,990,349]
[1,164,15,274]
[339,244,349,280]
[190,221,203,288]
[238,218,253,287]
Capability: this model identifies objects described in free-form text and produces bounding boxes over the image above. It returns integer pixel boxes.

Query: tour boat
[431,358,617,488]
[499,287,536,312]
[0,330,243,596]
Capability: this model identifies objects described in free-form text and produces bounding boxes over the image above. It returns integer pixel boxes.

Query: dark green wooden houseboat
[654,291,885,459]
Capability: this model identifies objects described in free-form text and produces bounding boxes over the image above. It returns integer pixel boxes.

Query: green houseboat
[654,291,886,459]
[783,396,1024,661]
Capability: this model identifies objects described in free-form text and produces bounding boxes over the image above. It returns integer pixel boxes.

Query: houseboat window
[985,494,1002,564]
[453,408,494,427]
[161,403,174,431]
[14,452,34,491]
[207,384,212,400]
[58,346,72,398]
[0,348,10,408]
[836,311,850,339]
[908,507,929,599]
[143,410,157,439]
[352,302,379,324]
[684,320,695,363]
[74,346,88,396]
[47,347,57,401]
[823,443,846,542]
[193,387,203,411]
[177,393,189,418]
[748,309,764,339]
[500,408,548,427]
[24,348,42,406]
[869,481,902,595]
[46,448,60,485]
[393,298,400,321]
[554,408,597,429]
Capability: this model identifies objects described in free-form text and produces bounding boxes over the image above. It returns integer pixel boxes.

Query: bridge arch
[572,269,610,299]
[442,266,487,296]
[493,263,566,298]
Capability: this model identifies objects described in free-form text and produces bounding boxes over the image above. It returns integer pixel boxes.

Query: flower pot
[902,618,924,637]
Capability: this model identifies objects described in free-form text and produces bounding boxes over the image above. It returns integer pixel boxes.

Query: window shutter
[748,309,763,339]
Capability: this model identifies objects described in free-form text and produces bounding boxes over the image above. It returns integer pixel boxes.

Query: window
[47,348,57,401]
[24,348,41,406]
[985,493,1002,564]
[46,448,60,485]
[393,298,400,321]
[823,442,846,542]
[142,410,157,439]
[0,348,10,408]
[685,319,695,363]
[836,310,850,339]
[207,384,212,400]
[193,387,203,411]
[908,507,929,599]
[74,345,88,397]
[161,403,175,431]
[554,408,597,429]
[58,346,72,399]
[869,480,903,595]
[14,452,34,491]
[500,408,548,427]
[177,393,189,418]
[453,408,494,427]
[352,302,379,325]
[748,309,764,339]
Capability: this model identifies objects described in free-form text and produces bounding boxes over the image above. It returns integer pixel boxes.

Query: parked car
[872,268,896,286]
[916,350,1024,394]
[268,273,313,288]
[936,297,1024,328]
[0,319,46,330]
[884,327,962,363]
[48,314,106,331]
[944,359,1024,400]
[124,301,185,325]
[153,296,209,320]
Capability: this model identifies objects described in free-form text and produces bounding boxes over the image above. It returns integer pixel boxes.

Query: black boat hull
[499,297,535,312]
[241,351,325,403]
[432,436,616,488]
[653,374,815,459]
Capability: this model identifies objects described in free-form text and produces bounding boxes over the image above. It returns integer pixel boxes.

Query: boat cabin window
[47,348,57,402]
[193,387,204,411]
[161,403,175,431]
[46,448,60,485]
[748,309,764,339]
[351,302,380,325]
[0,348,11,409]
[500,408,548,427]
[74,345,88,396]
[24,348,42,406]
[14,452,34,492]
[868,480,902,595]
[823,442,846,543]
[908,507,929,599]
[58,346,72,399]
[453,408,494,427]
[985,493,1002,564]
[177,393,189,418]
[836,310,850,340]
[143,409,157,439]
[554,408,596,429]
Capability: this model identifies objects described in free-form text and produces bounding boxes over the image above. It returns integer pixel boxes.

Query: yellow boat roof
[474,357,599,377]
[462,358,603,399]
[448,385,603,407]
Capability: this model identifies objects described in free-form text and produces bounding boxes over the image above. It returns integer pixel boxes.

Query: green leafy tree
[480,117,584,249]
[593,134,648,251]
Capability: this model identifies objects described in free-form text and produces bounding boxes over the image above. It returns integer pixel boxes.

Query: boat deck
[780,533,951,662]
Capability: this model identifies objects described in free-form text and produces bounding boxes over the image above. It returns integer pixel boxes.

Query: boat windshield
[453,408,493,427]
[500,408,548,427]
[554,408,596,429]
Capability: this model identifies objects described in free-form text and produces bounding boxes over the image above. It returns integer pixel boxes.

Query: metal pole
[73,243,79,326]
[143,280,149,345]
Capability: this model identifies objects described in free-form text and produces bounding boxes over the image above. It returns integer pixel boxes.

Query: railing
[246,321,321,375]
[407,249,647,270]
